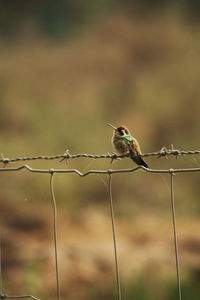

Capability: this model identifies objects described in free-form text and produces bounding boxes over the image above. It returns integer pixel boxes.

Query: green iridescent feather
[123,134,133,145]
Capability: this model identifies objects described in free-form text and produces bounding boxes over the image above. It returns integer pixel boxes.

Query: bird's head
[107,123,130,138]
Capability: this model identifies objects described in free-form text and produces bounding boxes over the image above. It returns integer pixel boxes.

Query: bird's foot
[108,152,120,164]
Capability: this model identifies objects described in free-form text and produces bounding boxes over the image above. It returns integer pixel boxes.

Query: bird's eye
[117,127,126,136]
[125,129,129,134]
[119,129,125,136]
[118,129,124,136]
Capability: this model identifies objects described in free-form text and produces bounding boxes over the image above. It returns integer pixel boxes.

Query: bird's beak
[107,123,117,130]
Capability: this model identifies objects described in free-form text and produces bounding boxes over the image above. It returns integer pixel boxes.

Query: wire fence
[0,146,200,300]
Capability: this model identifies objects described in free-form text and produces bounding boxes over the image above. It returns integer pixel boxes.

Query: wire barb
[0,154,10,168]
[59,149,70,163]
[157,146,168,159]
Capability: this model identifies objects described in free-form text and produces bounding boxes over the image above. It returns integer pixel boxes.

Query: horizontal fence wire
[1,164,200,175]
[0,294,40,299]
[1,149,200,300]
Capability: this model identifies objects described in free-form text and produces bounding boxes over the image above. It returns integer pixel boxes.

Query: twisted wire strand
[1,146,200,165]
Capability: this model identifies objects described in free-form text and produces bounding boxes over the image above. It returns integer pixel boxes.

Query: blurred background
[0,1,200,299]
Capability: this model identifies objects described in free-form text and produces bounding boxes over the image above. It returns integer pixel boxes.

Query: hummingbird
[107,123,149,168]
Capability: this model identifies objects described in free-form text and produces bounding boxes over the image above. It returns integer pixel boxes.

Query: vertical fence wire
[170,172,182,300]
[50,172,61,300]
[108,174,121,300]
[0,238,2,297]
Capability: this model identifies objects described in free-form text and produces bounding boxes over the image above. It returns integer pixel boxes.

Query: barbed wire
[1,145,200,165]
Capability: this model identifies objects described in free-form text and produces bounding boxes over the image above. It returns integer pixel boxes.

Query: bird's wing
[123,135,148,167]
[129,139,142,156]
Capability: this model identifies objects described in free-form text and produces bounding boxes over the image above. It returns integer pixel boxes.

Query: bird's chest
[112,137,130,155]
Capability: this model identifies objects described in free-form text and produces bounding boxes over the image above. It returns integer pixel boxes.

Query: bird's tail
[130,152,149,168]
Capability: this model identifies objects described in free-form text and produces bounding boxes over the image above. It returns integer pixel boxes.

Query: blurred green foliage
[91,270,200,300]
[0,0,200,38]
